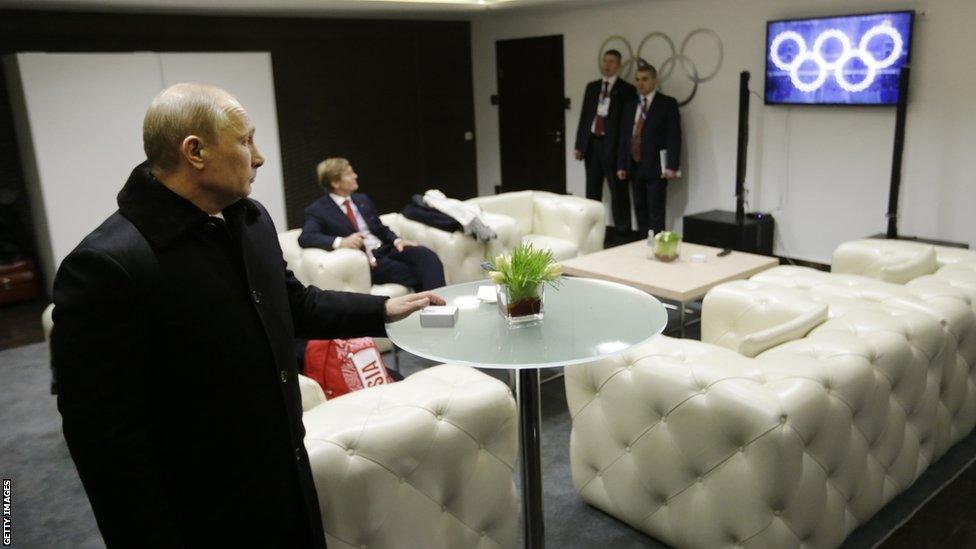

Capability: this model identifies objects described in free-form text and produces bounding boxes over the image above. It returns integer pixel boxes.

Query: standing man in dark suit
[51,83,442,548]
[574,49,637,235]
[299,158,446,292]
[617,60,682,236]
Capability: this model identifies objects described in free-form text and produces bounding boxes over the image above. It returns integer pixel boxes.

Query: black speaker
[683,210,775,255]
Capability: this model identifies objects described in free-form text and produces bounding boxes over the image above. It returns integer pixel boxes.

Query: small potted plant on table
[652,231,682,262]
[484,243,562,324]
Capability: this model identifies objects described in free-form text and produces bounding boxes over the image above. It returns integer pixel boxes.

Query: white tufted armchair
[278,229,411,299]
[298,364,519,549]
[566,252,976,548]
[279,229,409,353]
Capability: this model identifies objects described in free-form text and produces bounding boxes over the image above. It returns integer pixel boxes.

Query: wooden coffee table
[561,240,779,336]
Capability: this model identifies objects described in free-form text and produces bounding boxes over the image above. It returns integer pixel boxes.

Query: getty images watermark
[2,479,10,546]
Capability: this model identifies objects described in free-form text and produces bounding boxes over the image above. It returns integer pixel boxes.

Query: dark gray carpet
[0,343,103,549]
[2,339,974,549]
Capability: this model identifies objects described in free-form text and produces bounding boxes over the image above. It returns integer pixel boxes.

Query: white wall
[472,0,976,263]
[5,52,286,291]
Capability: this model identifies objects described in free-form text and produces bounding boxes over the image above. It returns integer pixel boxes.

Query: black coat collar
[117,161,260,249]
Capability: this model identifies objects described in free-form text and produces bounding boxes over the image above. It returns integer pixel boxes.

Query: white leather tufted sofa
[379,211,521,285]
[299,364,519,549]
[466,191,605,261]
[566,253,976,548]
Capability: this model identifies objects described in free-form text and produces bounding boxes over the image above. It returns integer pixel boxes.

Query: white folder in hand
[660,149,681,177]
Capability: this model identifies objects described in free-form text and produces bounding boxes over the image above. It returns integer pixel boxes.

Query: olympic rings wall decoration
[598,29,723,106]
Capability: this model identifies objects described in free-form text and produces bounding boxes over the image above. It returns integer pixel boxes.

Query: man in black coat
[617,60,682,236]
[298,158,446,292]
[573,49,637,234]
[51,83,443,548]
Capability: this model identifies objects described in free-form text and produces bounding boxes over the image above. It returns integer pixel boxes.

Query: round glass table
[386,277,668,548]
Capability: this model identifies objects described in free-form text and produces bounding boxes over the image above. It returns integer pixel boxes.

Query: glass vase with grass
[653,230,682,262]
[483,243,563,324]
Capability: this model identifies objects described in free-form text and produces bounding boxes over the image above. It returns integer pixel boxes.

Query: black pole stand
[869,66,966,248]
[886,66,910,238]
[735,71,750,224]
[518,368,544,548]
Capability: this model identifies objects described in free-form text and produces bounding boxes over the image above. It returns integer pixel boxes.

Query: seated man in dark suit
[299,157,446,291]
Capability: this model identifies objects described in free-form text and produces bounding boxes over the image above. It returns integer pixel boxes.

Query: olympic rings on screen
[769,30,806,71]
[858,24,903,69]
[812,29,851,70]
[768,22,904,93]
[596,29,723,106]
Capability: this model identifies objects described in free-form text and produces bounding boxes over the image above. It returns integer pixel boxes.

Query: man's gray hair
[143,83,233,172]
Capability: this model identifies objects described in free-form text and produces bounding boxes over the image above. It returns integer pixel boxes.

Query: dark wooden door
[496,35,566,194]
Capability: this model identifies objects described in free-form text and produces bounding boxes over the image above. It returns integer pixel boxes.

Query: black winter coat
[51,162,389,548]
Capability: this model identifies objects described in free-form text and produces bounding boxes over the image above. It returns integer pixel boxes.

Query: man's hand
[394,239,417,253]
[663,169,678,180]
[384,291,446,322]
[573,149,583,161]
[339,233,365,250]
[616,170,628,180]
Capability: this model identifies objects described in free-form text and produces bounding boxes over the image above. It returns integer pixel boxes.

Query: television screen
[765,11,914,105]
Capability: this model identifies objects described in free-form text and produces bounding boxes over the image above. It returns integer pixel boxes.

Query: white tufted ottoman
[301,364,518,549]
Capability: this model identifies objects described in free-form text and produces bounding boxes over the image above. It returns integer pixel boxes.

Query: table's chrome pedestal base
[517,369,545,549]
[662,299,702,338]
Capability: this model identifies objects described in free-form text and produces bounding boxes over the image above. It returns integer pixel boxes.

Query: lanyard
[638,97,650,121]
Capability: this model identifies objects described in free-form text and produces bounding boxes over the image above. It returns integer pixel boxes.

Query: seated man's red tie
[344,199,360,231]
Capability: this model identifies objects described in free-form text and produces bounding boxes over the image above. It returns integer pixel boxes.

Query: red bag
[303,338,395,399]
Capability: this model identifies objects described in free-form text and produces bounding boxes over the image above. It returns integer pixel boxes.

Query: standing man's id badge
[596,96,610,117]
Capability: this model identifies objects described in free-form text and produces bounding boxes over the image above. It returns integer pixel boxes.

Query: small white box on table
[420,305,459,328]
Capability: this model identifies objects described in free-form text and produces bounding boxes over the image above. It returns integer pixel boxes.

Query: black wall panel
[0,64,35,260]
[0,9,477,230]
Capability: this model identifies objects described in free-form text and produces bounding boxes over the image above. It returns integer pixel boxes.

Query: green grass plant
[484,243,562,303]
